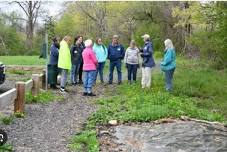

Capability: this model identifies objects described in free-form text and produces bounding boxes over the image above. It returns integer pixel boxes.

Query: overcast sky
[0,1,64,21]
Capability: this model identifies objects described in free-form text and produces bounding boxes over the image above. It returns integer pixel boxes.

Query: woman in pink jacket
[82,39,98,96]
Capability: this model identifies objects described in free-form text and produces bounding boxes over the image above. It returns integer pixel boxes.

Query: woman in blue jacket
[49,37,60,89]
[93,38,108,83]
[161,39,176,91]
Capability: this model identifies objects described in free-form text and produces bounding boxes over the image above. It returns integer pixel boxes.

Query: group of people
[48,34,176,96]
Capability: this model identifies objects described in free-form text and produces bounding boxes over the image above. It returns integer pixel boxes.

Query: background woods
[0,1,226,68]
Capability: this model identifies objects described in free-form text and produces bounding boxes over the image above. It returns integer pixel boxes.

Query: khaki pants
[141,67,152,88]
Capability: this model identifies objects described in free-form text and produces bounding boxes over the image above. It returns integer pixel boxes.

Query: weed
[0,144,13,152]
[25,90,56,104]
[0,115,15,125]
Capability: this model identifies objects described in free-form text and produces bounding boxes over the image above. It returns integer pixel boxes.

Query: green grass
[69,56,227,152]
[68,130,98,152]
[25,90,61,104]
[0,56,46,65]
[0,144,13,152]
[0,115,15,125]
[0,112,26,125]
[7,69,32,75]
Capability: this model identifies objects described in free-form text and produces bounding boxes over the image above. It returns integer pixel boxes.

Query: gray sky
[0,1,64,21]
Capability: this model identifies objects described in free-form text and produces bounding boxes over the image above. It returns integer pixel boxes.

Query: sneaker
[60,87,68,93]
[83,92,88,96]
[108,82,113,85]
[118,81,122,85]
[87,92,96,96]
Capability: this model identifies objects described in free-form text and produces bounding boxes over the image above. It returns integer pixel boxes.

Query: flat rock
[113,121,227,152]
[99,121,227,152]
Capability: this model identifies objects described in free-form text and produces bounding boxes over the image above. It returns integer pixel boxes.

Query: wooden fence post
[32,74,40,96]
[43,69,46,89]
[14,82,25,113]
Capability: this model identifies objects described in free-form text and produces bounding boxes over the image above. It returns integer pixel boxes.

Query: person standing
[93,38,108,83]
[82,39,98,96]
[70,36,84,85]
[140,34,155,89]
[108,35,125,85]
[78,36,85,84]
[161,39,176,91]
[58,36,72,93]
[124,40,140,84]
[49,37,60,89]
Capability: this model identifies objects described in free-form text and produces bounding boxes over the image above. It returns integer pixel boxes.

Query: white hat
[84,39,93,47]
[141,34,150,39]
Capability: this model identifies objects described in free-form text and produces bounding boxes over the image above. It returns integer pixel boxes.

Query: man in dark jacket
[140,34,155,88]
[108,35,125,84]
[70,36,84,85]
[49,37,60,89]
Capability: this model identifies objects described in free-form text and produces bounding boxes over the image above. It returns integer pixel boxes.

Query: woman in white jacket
[124,40,140,84]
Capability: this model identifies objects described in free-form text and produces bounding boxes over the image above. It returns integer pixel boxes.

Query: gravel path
[1,84,112,152]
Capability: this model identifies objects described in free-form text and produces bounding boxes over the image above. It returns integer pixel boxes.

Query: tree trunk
[26,19,34,50]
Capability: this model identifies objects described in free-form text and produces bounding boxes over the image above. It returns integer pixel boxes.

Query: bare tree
[74,1,107,38]
[11,1,41,49]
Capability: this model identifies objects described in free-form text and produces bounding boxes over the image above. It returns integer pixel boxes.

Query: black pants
[126,63,138,81]
[79,60,83,82]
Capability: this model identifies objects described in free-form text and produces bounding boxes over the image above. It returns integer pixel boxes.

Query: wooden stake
[32,74,40,96]
[43,69,46,90]
[14,82,25,113]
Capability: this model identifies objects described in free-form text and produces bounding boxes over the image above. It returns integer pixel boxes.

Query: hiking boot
[83,92,88,96]
[50,85,58,89]
[78,80,83,85]
[87,92,96,96]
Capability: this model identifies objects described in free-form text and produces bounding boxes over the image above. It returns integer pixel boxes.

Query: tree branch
[75,2,98,22]
[33,2,41,25]
[13,1,29,17]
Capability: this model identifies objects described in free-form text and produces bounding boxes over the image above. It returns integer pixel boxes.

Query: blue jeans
[126,64,138,82]
[95,62,105,82]
[109,60,122,83]
[83,70,96,93]
[71,63,81,83]
[165,68,175,91]
[60,69,68,88]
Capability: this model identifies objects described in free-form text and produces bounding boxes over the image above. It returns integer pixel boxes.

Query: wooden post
[14,82,25,113]
[43,69,46,89]
[32,74,40,96]
[39,74,43,90]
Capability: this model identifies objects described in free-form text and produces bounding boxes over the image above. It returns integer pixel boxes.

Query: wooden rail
[0,88,17,111]
[0,73,46,113]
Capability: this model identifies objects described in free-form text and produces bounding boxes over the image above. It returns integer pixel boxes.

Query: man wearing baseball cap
[140,34,155,89]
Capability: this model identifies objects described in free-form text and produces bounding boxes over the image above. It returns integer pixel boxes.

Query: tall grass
[0,56,46,65]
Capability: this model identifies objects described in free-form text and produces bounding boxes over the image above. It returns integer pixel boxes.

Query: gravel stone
[0,84,111,152]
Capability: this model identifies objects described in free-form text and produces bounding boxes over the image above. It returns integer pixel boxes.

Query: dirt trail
[1,84,112,152]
